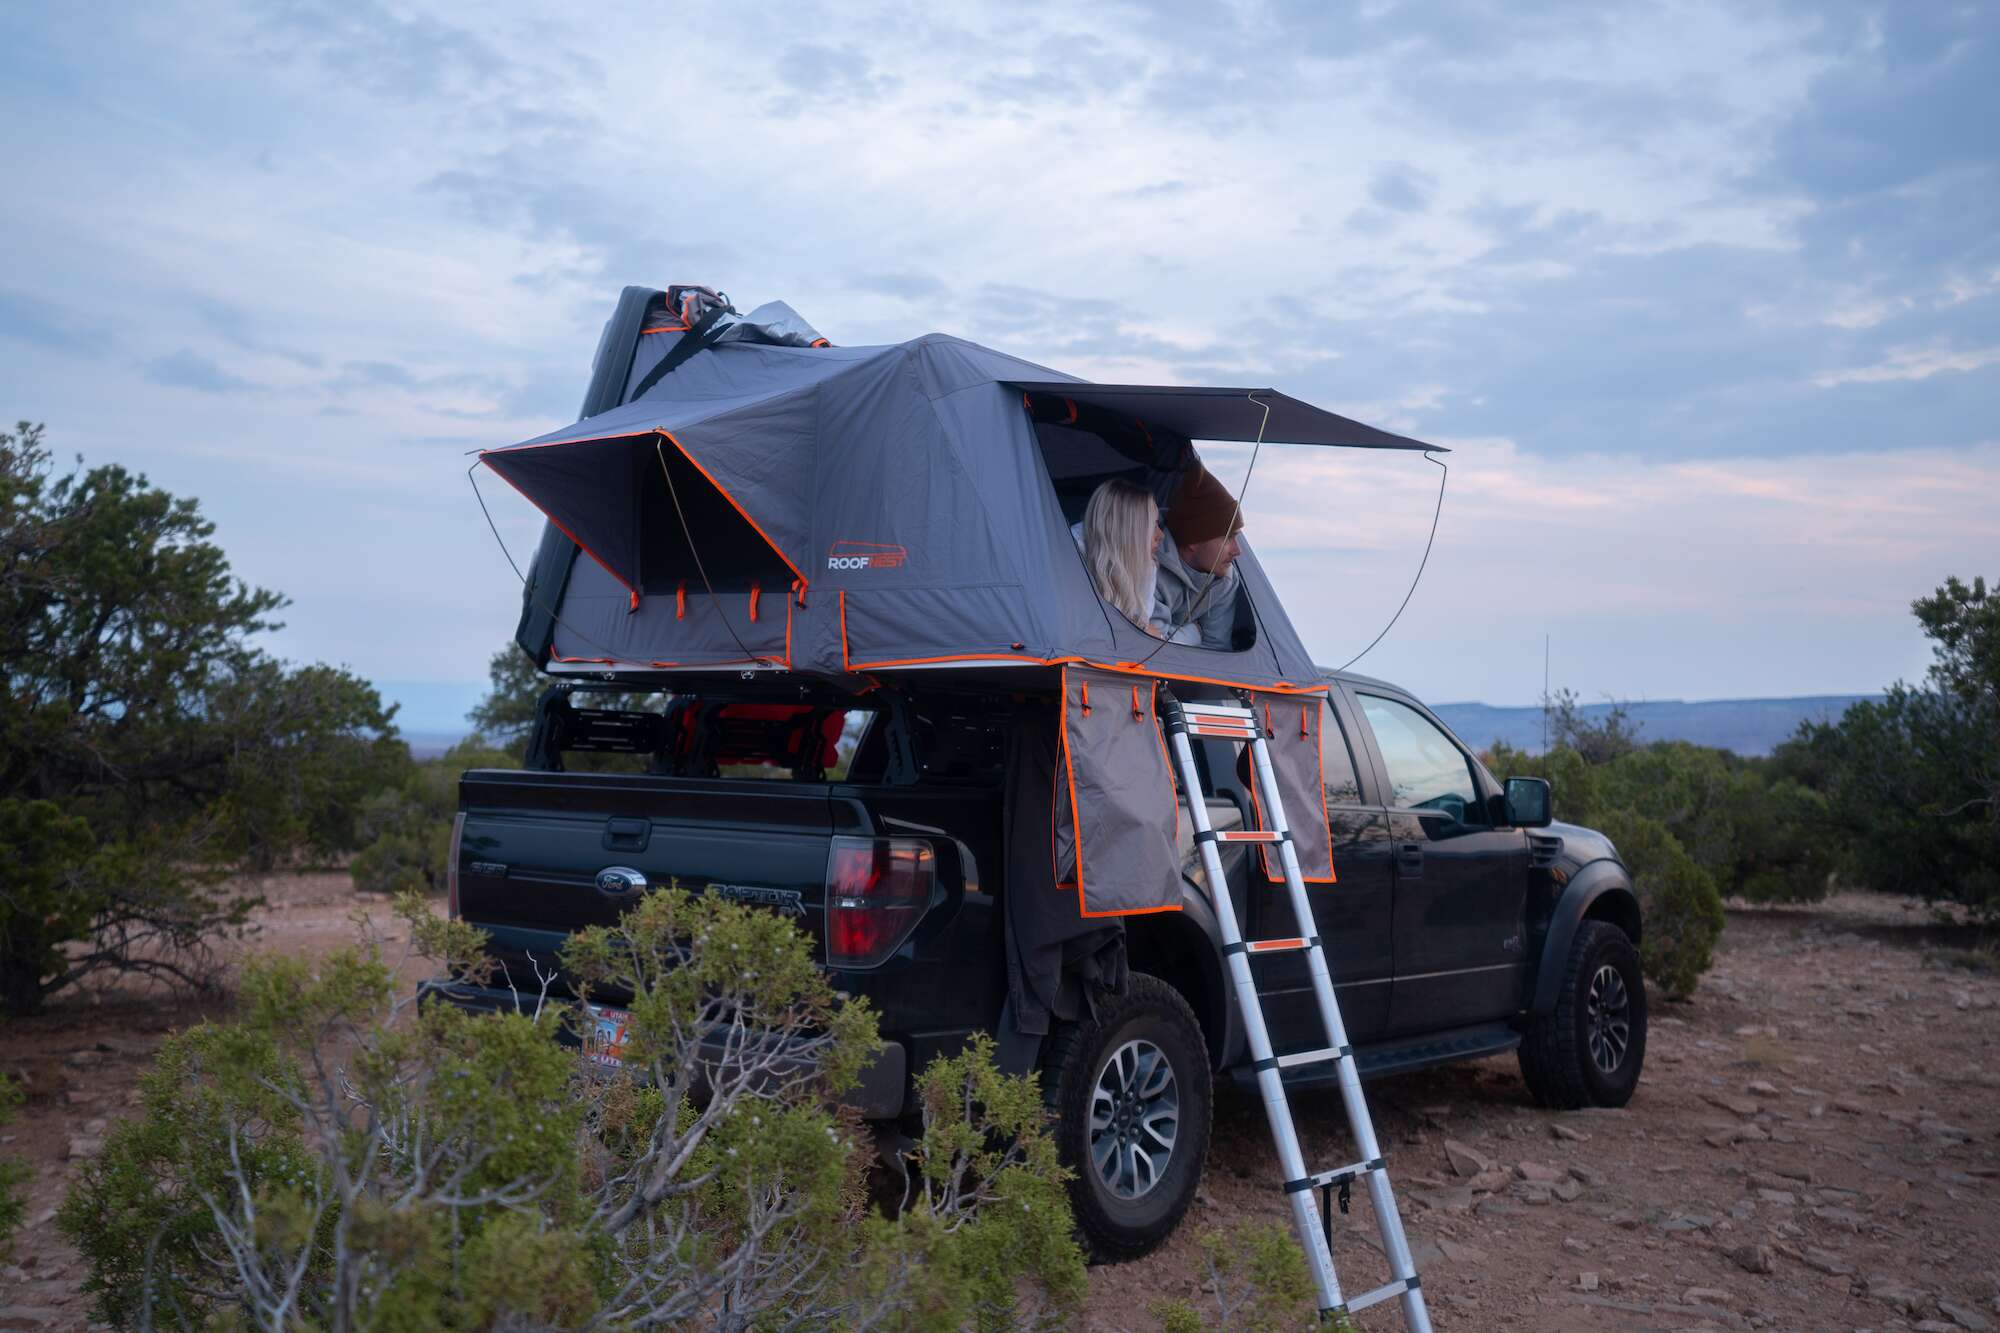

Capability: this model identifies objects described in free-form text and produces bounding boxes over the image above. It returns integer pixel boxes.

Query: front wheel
[1042,973,1212,1262]
[1518,920,1647,1109]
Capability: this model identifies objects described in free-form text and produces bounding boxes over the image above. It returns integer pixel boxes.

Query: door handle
[1395,841,1424,876]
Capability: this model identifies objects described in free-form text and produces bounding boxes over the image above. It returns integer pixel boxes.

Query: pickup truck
[437,671,1647,1260]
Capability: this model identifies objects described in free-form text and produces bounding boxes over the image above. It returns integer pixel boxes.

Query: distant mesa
[1432,696,1882,757]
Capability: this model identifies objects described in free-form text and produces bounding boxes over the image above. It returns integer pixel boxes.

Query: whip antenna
[1337,450,1447,672]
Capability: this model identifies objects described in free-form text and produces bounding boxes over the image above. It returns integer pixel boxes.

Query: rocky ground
[1087,893,2000,1331]
[2,883,1996,1331]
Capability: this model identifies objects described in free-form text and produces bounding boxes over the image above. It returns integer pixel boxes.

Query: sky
[2,1,1995,728]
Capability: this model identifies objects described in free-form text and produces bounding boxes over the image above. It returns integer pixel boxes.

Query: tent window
[1027,401,1257,653]
[636,442,794,594]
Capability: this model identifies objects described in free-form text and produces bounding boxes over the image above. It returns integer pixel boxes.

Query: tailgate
[456,768,834,994]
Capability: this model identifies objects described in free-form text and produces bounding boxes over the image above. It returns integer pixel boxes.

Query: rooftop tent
[481,300,1438,693]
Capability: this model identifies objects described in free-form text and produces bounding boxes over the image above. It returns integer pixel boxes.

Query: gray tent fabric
[1244,694,1337,884]
[1054,667,1181,917]
[1005,381,1448,452]
[482,324,1435,694]
[1003,700,1127,1037]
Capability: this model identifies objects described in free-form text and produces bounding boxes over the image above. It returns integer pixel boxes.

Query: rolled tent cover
[480,325,1437,689]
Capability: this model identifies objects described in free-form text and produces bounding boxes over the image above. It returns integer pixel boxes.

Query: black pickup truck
[439,671,1646,1259]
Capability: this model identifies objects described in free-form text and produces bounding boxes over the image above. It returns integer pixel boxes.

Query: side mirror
[1505,776,1552,828]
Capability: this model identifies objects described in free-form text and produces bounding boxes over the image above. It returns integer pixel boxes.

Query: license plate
[586,1005,632,1068]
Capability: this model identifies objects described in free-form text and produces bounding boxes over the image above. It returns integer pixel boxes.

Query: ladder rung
[1183,702,1255,719]
[1215,829,1281,843]
[1283,1156,1385,1193]
[1244,936,1314,954]
[1254,1044,1350,1073]
[1184,720,1258,739]
[1342,1277,1419,1314]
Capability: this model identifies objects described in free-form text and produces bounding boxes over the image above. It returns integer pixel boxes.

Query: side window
[1320,702,1362,805]
[1358,694,1486,828]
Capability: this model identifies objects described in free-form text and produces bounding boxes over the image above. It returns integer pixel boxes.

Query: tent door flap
[1055,666,1182,918]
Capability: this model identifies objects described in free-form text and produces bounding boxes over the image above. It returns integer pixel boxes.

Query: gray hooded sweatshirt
[1150,540,1239,650]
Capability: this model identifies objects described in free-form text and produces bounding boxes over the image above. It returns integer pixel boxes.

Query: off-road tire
[1042,973,1212,1262]
[1518,920,1647,1109]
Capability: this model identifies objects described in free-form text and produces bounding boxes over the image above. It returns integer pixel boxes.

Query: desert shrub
[1595,809,1724,998]
[468,643,547,760]
[1150,1222,1320,1332]
[1542,688,1643,765]
[1590,743,1743,881]
[0,421,410,1014]
[62,891,1083,1330]
[1773,575,1999,919]
[349,738,519,896]
[0,1073,25,1256]
[1487,741,1602,827]
[1726,777,1835,902]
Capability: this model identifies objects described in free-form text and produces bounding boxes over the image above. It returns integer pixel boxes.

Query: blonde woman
[1080,479,1165,636]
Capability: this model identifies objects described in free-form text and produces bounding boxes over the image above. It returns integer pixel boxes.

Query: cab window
[1358,694,1486,828]
[1320,702,1363,805]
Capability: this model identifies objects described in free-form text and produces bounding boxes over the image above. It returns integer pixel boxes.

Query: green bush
[62,892,1084,1330]
[1727,777,1835,902]
[0,1073,25,1257]
[0,422,410,1014]
[1150,1222,1320,1332]
[1767,575,1999,920]
[349,738,518,896]
[1595,810,1725,999]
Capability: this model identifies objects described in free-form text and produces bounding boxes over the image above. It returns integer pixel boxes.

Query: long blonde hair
[1082,479,1159,630]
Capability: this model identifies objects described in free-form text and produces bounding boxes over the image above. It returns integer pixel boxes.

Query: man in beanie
[1152,455,1246,650]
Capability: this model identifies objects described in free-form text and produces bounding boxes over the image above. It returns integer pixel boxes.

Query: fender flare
[1530,860,1643,1018]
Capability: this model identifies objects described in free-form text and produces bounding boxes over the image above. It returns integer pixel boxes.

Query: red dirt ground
[3,881,1996,1331]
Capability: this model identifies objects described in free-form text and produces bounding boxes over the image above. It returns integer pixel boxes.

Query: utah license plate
[586,1005,632,1068]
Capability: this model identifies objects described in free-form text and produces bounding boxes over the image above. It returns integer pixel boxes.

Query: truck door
[1247,697,1393,1049]
[1351,691,1529,1036]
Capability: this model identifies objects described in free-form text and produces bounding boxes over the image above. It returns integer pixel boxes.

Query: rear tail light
[446,812,466,918]
[825,836,935,969]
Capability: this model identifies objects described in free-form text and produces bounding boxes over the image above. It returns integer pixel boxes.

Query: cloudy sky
[3,1,1995,725]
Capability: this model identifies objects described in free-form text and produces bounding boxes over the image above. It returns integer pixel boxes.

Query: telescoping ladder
[1160,692,1433,1331]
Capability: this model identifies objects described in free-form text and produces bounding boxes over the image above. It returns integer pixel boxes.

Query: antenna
[1542,633,1550,754]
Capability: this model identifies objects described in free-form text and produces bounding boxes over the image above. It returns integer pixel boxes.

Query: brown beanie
[1164,456,1245,545]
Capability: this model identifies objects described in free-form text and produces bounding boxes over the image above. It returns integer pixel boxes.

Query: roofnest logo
[827,540,907,572]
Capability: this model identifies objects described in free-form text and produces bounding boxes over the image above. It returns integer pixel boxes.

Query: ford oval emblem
[595,866,648,896]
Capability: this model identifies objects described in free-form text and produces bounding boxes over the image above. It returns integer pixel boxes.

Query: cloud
[1368,166,1433,214]
[773,42,898,104]
[851,272,947,301]
[0,289,93,352]
[1812,341,2000,388]
[1230,435,2000,701]
[1,0,1995,701]
[142,349,261,394]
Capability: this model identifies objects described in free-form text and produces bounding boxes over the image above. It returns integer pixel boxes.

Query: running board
[1231,1022,1521,1090]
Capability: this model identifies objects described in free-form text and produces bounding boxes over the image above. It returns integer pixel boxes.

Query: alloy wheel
[1586,962,1631,1075]
[1089,1039,1180,1199]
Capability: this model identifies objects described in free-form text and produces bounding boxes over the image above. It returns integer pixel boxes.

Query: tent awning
[1005,381,1445,452]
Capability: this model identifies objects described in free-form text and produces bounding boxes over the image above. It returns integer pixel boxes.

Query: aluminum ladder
[1160,691,1432,1330]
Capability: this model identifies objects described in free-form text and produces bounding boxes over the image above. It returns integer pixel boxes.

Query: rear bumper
[418,979,910,1120]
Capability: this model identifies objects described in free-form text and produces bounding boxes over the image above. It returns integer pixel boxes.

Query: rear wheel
[1518,920,1647,1109]
[1042,973,1212,1262]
